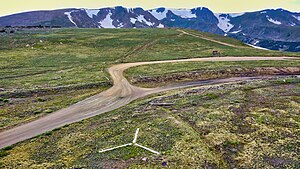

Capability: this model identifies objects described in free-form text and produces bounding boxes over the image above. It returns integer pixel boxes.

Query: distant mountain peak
[0,6,299,52]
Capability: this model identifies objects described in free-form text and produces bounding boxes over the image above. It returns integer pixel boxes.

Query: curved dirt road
[0,56,296,148]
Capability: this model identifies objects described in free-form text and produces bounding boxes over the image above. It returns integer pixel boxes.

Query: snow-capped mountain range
[0,6,299,52]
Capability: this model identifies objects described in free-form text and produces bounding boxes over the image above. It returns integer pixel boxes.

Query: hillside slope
[0,28,298,131]
[0,28,299,168]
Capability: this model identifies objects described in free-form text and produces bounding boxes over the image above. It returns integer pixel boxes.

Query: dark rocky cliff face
[0,7,299,52]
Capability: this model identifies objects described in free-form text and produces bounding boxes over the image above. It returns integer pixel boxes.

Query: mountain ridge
[0,6,299,52]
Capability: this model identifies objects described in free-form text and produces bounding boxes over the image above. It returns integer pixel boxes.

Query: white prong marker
[99,128,160,155]
[135,143,160,155]
[133,128,139,144]
[98,143,132,153]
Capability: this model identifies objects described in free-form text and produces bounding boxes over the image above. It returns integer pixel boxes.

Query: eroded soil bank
[129,67,300,88]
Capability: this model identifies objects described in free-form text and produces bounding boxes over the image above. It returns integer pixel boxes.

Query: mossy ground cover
[0,29,177,90]
[125,60,300,87]
[1,77,299,168]
[0,87,107,131]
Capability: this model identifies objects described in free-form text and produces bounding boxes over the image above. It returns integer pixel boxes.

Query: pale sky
[1,0,300,16]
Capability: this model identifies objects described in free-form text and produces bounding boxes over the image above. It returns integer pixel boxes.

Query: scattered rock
[112,116,119,121]
[162,161,167,167]
[131,113,139,117]
[142,157,148,162]
[53,76,62,80]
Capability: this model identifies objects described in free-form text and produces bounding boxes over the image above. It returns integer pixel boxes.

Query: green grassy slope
[0,29,175,89]
[0,28,299,168]
[0,28,298,90]
[1,28,298,130]
[0,28,299,132]
[0,28,176,129]
[1,77,299,168]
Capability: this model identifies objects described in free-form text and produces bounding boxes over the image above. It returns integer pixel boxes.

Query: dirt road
[0,56,296,148]
[178,30,239,48]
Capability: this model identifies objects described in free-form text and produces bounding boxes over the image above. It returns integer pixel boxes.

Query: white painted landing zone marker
[99,128,160,155]
[135,143,160,155]
[98,143,132,153]
[133,128,139,144]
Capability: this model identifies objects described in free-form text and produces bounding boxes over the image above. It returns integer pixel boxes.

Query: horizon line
[1,6,299,17]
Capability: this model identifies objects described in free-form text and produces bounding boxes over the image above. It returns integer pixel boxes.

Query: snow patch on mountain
[130,18,137,24]
[293,15,300,21]
[231,30,242,34]
[214,14,234,32]
[229,13,245,17]
[247,44,269,50]
[99,12,115,28]
[266,15,281,25]
[170,9,197,18]
[157,24,164,28]
[137,15,154,26]
[149,8,168,20]
[64,11,77,27]
[253,40,260,45]
[268,18,282,25]
[85,9,100,18]
[126,8,133,13]
[117,22,124,28]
